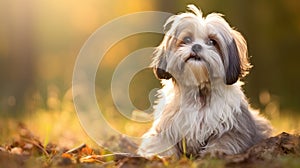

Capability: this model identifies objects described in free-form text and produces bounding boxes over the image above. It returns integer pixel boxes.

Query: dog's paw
[137,148,157,159]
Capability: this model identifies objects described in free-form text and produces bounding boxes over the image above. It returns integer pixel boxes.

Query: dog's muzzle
[185,44,202,62]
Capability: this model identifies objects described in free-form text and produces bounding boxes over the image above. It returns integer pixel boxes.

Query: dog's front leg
[137,132,177,158]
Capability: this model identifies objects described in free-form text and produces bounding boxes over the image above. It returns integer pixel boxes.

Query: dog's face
[152,5,251,86]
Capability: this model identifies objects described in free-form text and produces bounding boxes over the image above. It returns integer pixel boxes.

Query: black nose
[192,44,202,53]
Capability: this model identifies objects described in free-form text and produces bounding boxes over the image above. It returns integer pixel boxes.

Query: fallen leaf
[61,153,72,159]
[10,147,23,155]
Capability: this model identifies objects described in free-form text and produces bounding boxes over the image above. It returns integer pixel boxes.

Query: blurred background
[0,0,299,147]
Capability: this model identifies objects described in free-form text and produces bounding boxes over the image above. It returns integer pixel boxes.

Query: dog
[137,5,272,158]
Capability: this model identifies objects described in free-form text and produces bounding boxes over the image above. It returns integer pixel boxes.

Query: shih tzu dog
[137,5,272,158]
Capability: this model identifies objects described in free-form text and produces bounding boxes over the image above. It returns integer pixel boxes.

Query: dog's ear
[151,15,181,79]
[151,15,178,80]
[225,39,241,85]
[225,30,251,85]
[152,47,172,80]
[206,13,251,85]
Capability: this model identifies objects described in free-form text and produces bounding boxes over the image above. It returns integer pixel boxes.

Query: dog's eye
[207,39,217,46]
[182,36,193,44]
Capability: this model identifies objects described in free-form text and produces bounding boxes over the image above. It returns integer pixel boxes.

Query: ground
[0,123,299,168]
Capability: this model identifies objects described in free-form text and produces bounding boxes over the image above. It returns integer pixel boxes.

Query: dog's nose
[192,44,202,53]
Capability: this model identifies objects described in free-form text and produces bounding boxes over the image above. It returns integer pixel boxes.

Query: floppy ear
[225,30,251,85]
[225,39,241,85]
[205,13,250,85]
[151,15,178,80]
[152,47,172,80]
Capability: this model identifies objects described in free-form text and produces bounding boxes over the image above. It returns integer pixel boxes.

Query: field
[0,100,299,167]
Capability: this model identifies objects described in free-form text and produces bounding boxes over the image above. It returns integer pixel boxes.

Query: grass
[0,89,299,167]
[1,100,299,151]
[0,107,299,168]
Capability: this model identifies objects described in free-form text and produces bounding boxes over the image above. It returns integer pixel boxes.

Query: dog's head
[152,5,251,86]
